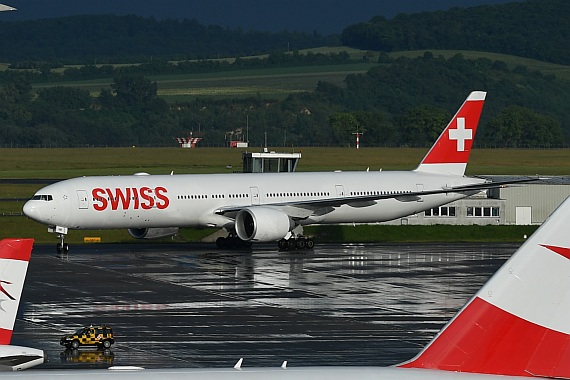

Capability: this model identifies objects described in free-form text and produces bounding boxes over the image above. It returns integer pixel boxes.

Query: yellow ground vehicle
[60,325,114,349]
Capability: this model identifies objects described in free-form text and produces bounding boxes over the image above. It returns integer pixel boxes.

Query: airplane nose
[23,201,41,222]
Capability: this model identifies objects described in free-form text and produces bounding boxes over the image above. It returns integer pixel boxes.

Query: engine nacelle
[235,207,294,242]
[128,227,179,239]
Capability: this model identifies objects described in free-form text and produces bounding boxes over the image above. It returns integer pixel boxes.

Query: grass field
[2,147,569,179]
[0,146,567,244]
[33,62,378,100]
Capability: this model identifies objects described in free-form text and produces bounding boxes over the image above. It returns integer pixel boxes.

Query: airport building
[387,176,570,226]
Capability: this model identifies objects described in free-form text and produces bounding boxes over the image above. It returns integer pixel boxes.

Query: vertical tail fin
[0,238,33,345]
[415,91,486,176]
[398,195,570,378]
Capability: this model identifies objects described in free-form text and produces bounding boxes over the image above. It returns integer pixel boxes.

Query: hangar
[387,176,570,226]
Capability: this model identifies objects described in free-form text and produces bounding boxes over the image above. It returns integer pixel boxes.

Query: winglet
[415,91,486,176]
[398,195,570,378]
[0,238,33,345]
[234,358,243,370]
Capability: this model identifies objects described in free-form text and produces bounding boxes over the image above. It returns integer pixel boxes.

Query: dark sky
[1,0,520,34]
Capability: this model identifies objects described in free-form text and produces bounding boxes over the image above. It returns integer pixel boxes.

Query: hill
[0,1,566,66]
[0,14,337,64]
[342,0,570,65]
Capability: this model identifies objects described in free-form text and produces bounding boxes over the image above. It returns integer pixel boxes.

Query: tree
[395,106,450,147]
[0,77,32,123]
[488,106,564,147]
[35,86,91,110]
[329,112,360,146]
[111,75,160,110]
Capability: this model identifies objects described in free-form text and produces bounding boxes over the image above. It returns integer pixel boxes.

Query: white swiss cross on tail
[415,91,486,176]
[448,117,472,152]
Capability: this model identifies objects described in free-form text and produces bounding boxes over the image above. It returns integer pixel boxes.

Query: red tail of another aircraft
[0,238,33,345]
[399,195,570,378]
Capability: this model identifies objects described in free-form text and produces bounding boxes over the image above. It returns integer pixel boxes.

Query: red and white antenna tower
[352,129,363,149]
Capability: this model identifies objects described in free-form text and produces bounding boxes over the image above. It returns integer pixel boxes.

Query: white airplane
[8,185,570,379]
[0,238,44,371]
[24,91,527,253]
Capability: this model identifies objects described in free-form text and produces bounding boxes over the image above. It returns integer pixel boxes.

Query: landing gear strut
[277,236,314,251]
[56,234,69,254]
[49,226,69,254]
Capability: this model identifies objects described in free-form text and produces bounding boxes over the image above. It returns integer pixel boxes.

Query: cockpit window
[31,195,53,201]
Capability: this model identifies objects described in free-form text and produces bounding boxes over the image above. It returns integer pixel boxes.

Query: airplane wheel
[296,239,306,249]
[57,242,69,254]
[227,237,239,249]
[216,237,226,249]
[305,239,315,249]
[287,239,296,250]
[278,239,286,250]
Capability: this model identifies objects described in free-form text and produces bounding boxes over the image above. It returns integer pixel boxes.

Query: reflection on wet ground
[14,242,516,370]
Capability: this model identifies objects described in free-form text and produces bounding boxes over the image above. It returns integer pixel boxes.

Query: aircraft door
[335,185,345,197]
[77,190,89,209]
[250,186,260,205]
[416,184,424,202]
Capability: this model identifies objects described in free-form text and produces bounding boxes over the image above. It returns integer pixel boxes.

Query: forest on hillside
[0,53,568,149]
[342,0,569,65]
[0,0,567,66]
[0,14,337,64]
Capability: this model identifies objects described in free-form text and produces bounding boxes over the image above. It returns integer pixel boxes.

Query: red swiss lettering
[155,186,169,209]
[140,187,154,210]
[92,188,107,211]
[106,188,132,211]
[132,187,140,209]
[91,186,169,211]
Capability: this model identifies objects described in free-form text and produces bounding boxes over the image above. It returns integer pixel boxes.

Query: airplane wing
[215,176,542,218]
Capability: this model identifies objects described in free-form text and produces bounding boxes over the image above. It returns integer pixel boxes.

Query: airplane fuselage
[25,170,483,231]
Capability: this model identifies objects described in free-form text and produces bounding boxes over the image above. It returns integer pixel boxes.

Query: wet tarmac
[12,242,518,370]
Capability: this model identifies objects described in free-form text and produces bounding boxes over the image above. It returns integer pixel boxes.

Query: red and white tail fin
[415,91,486,176]
[0,238,33,345]
[398,195,570,378]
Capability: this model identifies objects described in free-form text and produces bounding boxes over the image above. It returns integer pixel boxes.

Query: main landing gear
[277,236,314,251]
[215,234,252,250]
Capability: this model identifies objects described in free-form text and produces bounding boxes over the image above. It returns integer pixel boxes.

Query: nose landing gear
[49,226,69,254]
[56,238,69,255]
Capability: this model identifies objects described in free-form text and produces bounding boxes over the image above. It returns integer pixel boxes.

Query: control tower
[242,150,301,173]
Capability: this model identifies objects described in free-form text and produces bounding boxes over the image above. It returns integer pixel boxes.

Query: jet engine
[235,207,294,242]
[128,227,179,239]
